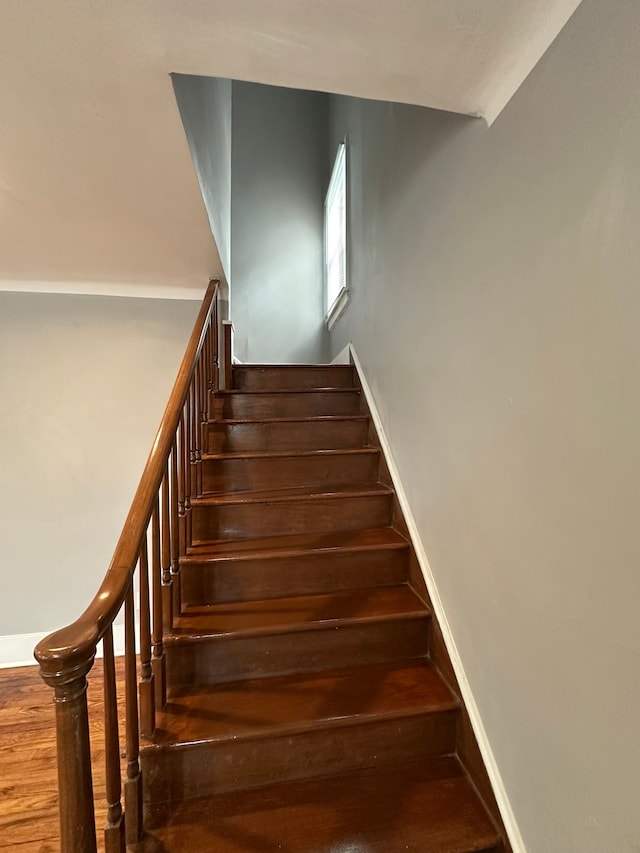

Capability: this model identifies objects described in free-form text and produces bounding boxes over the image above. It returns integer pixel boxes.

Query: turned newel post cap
[35,620,98,691]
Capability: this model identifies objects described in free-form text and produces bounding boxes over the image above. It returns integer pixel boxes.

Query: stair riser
[181,547,409,606]
[142,711,455,803]
[207,419,368,453]
[166,617,429,687]
[233,366,355,391]
[202,452,379,494]
[191,494,392,542]
[216,391,361,419]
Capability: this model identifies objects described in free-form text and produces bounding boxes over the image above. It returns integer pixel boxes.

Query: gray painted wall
[231,82,329,363]
[173,74,232,281]
[328,1,640,850]
[0,293,198,640]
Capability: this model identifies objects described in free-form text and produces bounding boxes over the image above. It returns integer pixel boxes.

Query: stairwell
[133,363,506,852]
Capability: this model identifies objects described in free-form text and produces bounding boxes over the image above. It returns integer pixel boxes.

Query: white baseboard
[349,342,527,853]
[0,624,128,669]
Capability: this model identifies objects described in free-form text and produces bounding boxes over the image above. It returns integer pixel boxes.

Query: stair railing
[35,279,222,853]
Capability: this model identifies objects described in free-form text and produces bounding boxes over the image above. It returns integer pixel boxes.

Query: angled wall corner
[230,81,330,364]
[172,73,233,284]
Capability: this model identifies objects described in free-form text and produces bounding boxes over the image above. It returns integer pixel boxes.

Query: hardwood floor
[0,659,125,852]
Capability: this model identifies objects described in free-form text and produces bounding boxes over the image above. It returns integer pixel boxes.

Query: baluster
[151,498,167,709]
[178,411,188,554]
[103,625,125,852]
[189,381,198,505]
[124,584,142,845]
[204,320,212,411]
[170,437,181,618]
[201,340,209,423]
[210,319,216,414]
[203,347,209,410]
[212,298,219,391]
[138,536,155,737]
[161,464,173,629]
[185,393,193,548]
[223,321,233,390]
[198,355,206,495]
[195,362,203,496]
[38,652,97,853]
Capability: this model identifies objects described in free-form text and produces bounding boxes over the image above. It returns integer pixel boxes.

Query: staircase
[133,363,505,852]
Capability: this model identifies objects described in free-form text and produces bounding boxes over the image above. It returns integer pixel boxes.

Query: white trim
[325,286,349,330]
[349,342,527,853]
[0,624,130,669]
[0,280,207,301]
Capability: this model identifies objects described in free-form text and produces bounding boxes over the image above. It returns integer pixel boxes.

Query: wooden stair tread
[136,758,501,853]
[183,527,409,563]
[202,447,377,461]
[211,414,368,424]
[149,660,457,747]
[168,586,427,639]
[216,387,359,396]
[191,482,392,507]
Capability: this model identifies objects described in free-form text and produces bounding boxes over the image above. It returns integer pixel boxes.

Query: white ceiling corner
[0,0,583,294]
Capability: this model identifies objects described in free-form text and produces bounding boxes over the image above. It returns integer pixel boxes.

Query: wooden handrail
[35,279,221,853]
[35,280,218,673]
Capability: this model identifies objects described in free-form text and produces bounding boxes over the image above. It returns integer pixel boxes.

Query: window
[325,141,348,327]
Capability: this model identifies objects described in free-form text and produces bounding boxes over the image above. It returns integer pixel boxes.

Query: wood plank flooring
[0,659,126,852]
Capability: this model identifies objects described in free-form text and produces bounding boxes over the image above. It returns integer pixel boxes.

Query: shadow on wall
[174,74,331,365]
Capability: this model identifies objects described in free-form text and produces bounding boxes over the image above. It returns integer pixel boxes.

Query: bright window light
[325,141,347,326]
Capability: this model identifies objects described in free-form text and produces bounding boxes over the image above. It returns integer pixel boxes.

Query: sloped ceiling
[0,0,582,296]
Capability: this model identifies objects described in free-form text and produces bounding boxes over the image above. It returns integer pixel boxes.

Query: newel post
[36,643,98,853]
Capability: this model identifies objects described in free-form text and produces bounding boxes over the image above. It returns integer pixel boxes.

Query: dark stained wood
[0,659,127,853]
[135,758,501,853]
[223,321,233,391]
[37,655,97,853]
[102,626,125,853]
[124,586,142,846]
[190,484,393,542]
[150,501,166,712]
[177,410,188,563]
[142,660,458,800]
[164,587,430,687]
[202,447,379,494]
[180,527,409,605]
[215,388,362,419]
[188,381,197,507]
[161,466,172,630]
[206,415,369,453]
[156,660,457,743]
[35,280,219,675]
[169,439,181,622]
[138,537,155,739]
[34,280,221,851]
[143,713,457,803]
[33,347,508,853]
[175,585,426,633]
[232,363,355,391]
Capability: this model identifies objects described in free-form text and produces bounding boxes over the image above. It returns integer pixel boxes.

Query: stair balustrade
[34,280,223,853]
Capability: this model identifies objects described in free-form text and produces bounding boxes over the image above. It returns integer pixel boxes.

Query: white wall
[328,0,640,850]
[0,292,198,659]
[231,81,329,363]
[172,74,232,282]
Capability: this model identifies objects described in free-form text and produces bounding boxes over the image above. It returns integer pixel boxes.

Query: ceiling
[0,0,582,297]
